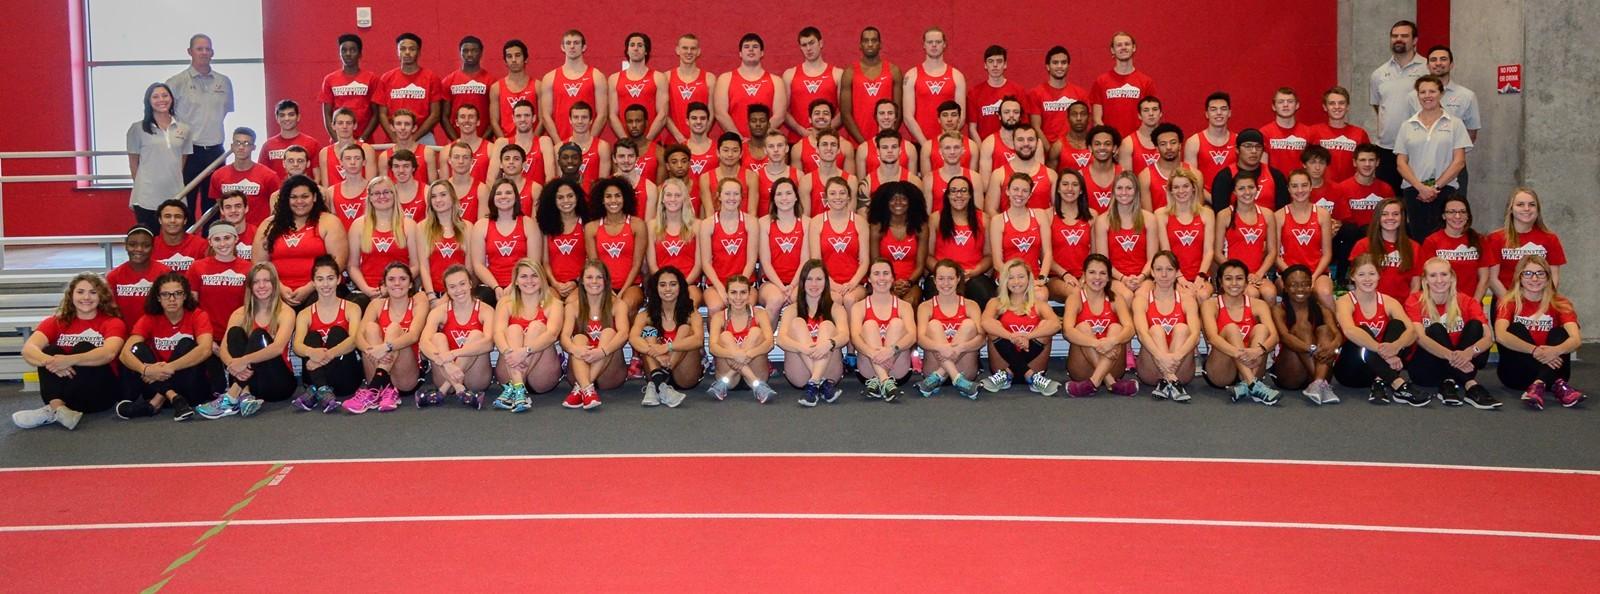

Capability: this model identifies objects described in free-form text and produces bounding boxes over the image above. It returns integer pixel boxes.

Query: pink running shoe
[1521,380,1547,410]
[377,385,400,412]
[1109,378,1139,396]
[1067,380,1098,397]
[343,387,379,414]
[1554,379,1587,408]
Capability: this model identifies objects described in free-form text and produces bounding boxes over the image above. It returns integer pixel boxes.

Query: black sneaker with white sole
[1368,383,1390,405]
[1436,379,1464,406]
[1462,384,1502,409]
[115,399,156,419]
[1387,382,1429,407]
[171,395,196,422]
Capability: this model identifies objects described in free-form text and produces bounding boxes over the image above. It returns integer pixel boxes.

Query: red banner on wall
[1498,64,1522,95]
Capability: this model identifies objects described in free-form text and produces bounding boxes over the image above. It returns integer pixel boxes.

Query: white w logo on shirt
[1239,227,1263,244]
[886,244,912,260]
[373,237,394,252]
[449,330,472,347]
[563,83,582,97]
[775,236,798,253]
[862,82,882,96]
[436,242,458,258]
[553,238,578,255]
[1061,228,1085,246]
[1115,234,1139,252]
[953,230,972,246]
[1209,150,1229,165]
[1010,236,1037,253]
[742,84,763,96]
[1174,230,1199,246]
[1092,191,1112,210]
[624,83,646,98]
[602,242,625,258]
[803,79,822,93]
[494,240,518,256]
[720,238,744,254]
[1073,153,1090,167]
[925,80,946,95]
[341,204,362,219]
[1291,228,1316,246]
[828,236,852,253]
[661,240,684,256]
[678,85,696,100]
[283,231,304,248]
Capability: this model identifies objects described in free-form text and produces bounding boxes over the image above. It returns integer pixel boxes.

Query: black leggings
[301,326,364,397]
[225,327,297,402]
[1329,224,1365,285]
[127,338,209,402]
[1332,321,1407,388]
[963,275,998,308]
[37,343,120,413]
[1496,324,1572,390]
[1410,321,1489,387]
[992,339,1044,378]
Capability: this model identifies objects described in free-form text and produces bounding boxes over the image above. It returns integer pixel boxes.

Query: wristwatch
[1308,344,1318,354]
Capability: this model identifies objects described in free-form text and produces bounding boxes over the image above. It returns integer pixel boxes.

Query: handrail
[0,174,131,183]
[0,234,124,246]
[0,150,129,159]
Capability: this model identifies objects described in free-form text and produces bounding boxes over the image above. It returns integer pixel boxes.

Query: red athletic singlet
[1348,293,1390,338]
[754,165,797,219]
[998,304,1041,334]
[546,220,586,284]
[357,227,406,289]
[456,181,482,224]
[999,211,1044,275]
[485,219,530,287]
[1106,218,1148,278]
[330,183,367,228]
[726,70,776,139]
[653,224,697,278]
[709,214,750,282]
[1163,210,1208,280]
[879,229,919,280]
[271,224,326,290]
[550,65,599,140]
[1223,205,1270,271]
[1195,132,1237,190]
[1060,144,1094,172]
[818,215,860,284]
[594,216,638,290]
[440,303,487,349]
[1083,167,1120,215]
[767,218,805,284]
[1050,216,1092,278]
[1278,207,1324,270]
[667,69,711,140]
[426,234,466,291]
[849,62,895,142]
[1129,136,1160,175]
[787,64,839,141]
[493,78,538,139]
[909,64,957,142]
[929,298,969,343]
[1000,162,1052,210]
[1216,295,1256,341]
[934,219,984,272]
[796,136,847,174]
[307,301,349,343]
[928,167,973,213]
[1076,289,1120,339]
[615,70,659,130]
[1145,291,1187,346]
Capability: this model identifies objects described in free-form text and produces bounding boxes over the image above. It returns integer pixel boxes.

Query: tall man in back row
[1090,31,1154,138]
[1368,19,1427,194]
[167,33,234,219]
[782,27,841,142]
[716,33,787,140]
[542,29,608,143]
[839,27,902,146]
[903,27,965,147]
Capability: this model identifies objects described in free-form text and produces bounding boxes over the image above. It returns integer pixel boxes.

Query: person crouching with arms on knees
[777,259,850,407]
[707,275,778,403]
[1133,251,1200,401]
[560,260,631,409]
[1494,255,1584,410]
[851,258,918,401]
[1407,257,1496,408]
[418,265,496,409]
[116,272,214,421]
[978,258,1063,395]
[492,259,565,412]
[1334,253,1425,405]
[1064,253,1137,397]
[1272,264,1344,405]
[346,262,427,413]
[14,274,126,430]
[629,266,704,407]
[291,256,362,412]
[915,259,986,398]
[1202,259,1282,405]
[197,263,296,418]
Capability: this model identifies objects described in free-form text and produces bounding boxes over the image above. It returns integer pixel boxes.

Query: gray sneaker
[12,405,56,429]
[1318,381,1341,404]
[979,370,1012,393]
[751,381,777,405]
[1028,373,1061,396]
[641,382,661,406]
[658,384,687,408]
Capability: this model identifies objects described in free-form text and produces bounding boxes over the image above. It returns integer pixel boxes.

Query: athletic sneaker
[642,382,661,407]
[318,387,342,413]
[1029,373,1061,397]
[344,387,380,414]
[1553,379,1587,408]
[659,384,687,407]
[820,379,842,403]
[1316,382,1340,404]
[1387,382,1428,407]
[1249,381,1280,406]
[979,370,1012,393]
[510,388,531,413]
[237,395,263,417]
[751,382,776,406]
[1151,380,1173,401]
[1463,384,1501,410]
[170,396,196,422]
[196,394,240,420]
[376,386,400,412]
[1169,382,1192,402]
[54,407,82,430]
[12,405,55,429]
[799,382,820,407]
[627,356,645,380]
[1230,382,1251,404]
[1109,378,1138,397]
[1521,381,1547,410]
[881,378,904,402]
[562,387,585,409]
[292,389,321,412]
[1436,379,1463,407]
[1368,383,1390,405]
[417,389,444,409]
[1067,380,1097,398]
[863,377,884,399]
[580,386,602,410]
[952,375,980,400]
[1302,380,1327,405]
[493,388,517,410]
[706,377,731,401]
[918,372,944,397]
[462,389,486,410]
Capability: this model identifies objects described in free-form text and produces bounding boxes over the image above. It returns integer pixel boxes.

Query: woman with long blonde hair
[1406,257,1494,408]
[418,180,470,297]
[347,176,419,301]
[198,262,297,418]
[978,258,1063,394]
[1494,255,1583,409]
[492,259,565,411]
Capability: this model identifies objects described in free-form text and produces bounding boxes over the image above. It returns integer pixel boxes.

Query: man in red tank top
[489,40,538,140]
[921,101,978,174]
[1029,45,1089,145]
[717,33,787,140]
[1083,125,1123,214]
[682,102,717,179]
[540,29,609,144]
[665,34,717,144]
[1051,102,1094,172]
[839,27,902,145]
[564,102,611,187]
[739,106,774,173]
[441,36,494,140]
[619,105,662,181]
[967,45,1029,141]
[1090,32,1156,138]
[376,32,445,145]
[442,105,492,183]
[1308,86,1371,183]
[262,100,323,179]
[903,28,966,147]
[1260,87,1312,176]
[614,139,658,216]
[491,100,554,185]
[320,33,382,143]
[701,132,748,215]
[1117,96,1165,175]
[978,97,1027,182]
[863,131,921,198]
[747,132,797,218]
[782,27,842,142]
[986,126,1053,212]
[608,33,668,142]
[1139,123,1193,212]
[793,100,855,174]
[1185,91,1237,189]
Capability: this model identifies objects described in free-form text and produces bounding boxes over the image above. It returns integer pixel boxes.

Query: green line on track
[142,464,284,593]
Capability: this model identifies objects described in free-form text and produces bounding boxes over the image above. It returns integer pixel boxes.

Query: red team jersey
[1028,82,1089,143]
[442,69,495,137]
[376,67,445,141]
[35,313,127,352]
[320,70,384,137]
[1277,207,1324,270]
[1090,69,1156,137]
[725,70,777,139]
[1496,296,1579,346]
[967,79,1028,140]
[1482,228,1567,289]
[209,163,281,227]
[1349,237,1422,300]
[615,70,660,134]
[786,64,839,142]
[131,309,213,362]
[1059,144,1094,172]
[259,133,323,179]
[1308,123,1370,183]
[1051,217,1093,278]
[185,256,249,338]
[1192,131,1237,190]
[1260,121,1313,176]
[550,65,600,141]
[666,69,712,140]
[151,233,208,273]
[493,77,538,138]
[848,62,896,142]
[1405,291,1486,343]
[1420,231,1484,292]
[908,64,958,142]
[106,261,170,328]
[1329,177,1394,228]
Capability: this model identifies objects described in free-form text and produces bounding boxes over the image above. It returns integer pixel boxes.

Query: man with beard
[977,96,1027,181]
[1029,45,1089,145]
[619,104,663,182]
[792,100,855,175]
[1368,20,1427,192]
[614,139,658,216]
[839,27,903,145]
[1208,128,1288,212]
[986,125,1054,213]
[1138,123,1193,212]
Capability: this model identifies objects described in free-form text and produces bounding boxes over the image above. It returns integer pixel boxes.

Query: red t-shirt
[1307,123,1370,183]
[319,70,384,136]
[441,69,495,137]
[185,256,250,338]
[208,163,281,227]
[377,67,445,137]
[1090,69,1156,138]
[1260,121,1312,176]
[105,262,170,329]
[151,233,209,273]
[967,80,1028,140]
[1496,296,1578,346]
[1482,228,1568,289]
[1330,177,1394,228]
[131,309,214,362]
[1420,231,1484,292]
[35,313,127,351]
[1349,237,1422,300]
[1405,290,1486,344]
[260,133,324,179]
[1027,82,1089,143]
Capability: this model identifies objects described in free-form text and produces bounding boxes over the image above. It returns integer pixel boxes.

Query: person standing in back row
[839,27,902,146]
[903,28,965,147]
[1368,20,1427,193]
[542,30,608,143]
[167,34,234,219]
[1405,45,1480,197]
[377,33,445,145]
[1090,32,1155,138]
[1395,75,1470,240]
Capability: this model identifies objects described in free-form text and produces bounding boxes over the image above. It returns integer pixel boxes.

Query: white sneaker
[1028,373,1061,396]
[979,370,1012,393]
[55,407,83,430]
[1318,381,1341,404]
[642,382,661,406]
[12,405,56,429]
[658,384,687,408]
[1303,380,1326,405]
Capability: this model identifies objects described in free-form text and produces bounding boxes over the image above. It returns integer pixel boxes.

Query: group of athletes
[11,25,1583,430]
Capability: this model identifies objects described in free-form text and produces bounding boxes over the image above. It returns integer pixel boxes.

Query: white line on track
[2,512,1598,542]
[1,452,1597,475]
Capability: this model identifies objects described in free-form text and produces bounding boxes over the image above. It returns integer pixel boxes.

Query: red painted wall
[2,0,1336,237]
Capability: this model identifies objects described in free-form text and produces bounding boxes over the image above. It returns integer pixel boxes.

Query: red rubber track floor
[3,455,1598,592]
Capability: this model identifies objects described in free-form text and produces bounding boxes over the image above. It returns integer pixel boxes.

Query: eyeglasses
[948,188,972,194]
[1521,270,1548,278]
[158,291,186,299]
[1443,209,1469,215]
[231,140,255,147]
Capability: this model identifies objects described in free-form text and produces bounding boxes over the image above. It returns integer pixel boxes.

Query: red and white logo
[1514,314,1554,332]
[1358,320,1385,337]
[1319,135,1357,152]
[282,230,305,248]
[1268,135,1307,151]
[331,81,369,97]
[1290,228,1316,246]
[1060,228,1086,246]
[861,82,883,96]
[552,238,578,255]
[924,80,947,95]
[1238,227,1264,244]
[1092,191,1112,210]
[450,80,488,95]
[828,236,852,253]
[220,179,262,195]
[563,83,582,97]
[55,329,106,348]
[341,203,363,220]
[436,241,459,259]
[449,330,473,348]
[373,237,395,253]
[1105,83,1141,99]
[391,84,427,100]
[1501,242,1549,260]
[979,98,1003,117]
[235,241,252,260]
[1087,318,1110,336]
[1072,152,1091,168]
[953,230,973,246]
[689,159,708,175]
[1209,150,1230,165]
[1114,234,1139,253]
[601,241,625,258]
[677,85,697,100]
[886,244,912,260]
[116,278,152,297]
[153,332,196,352]
[774,236,798,254]
[661,239,685,256]
[803,79,823,94]
[720,238,744,254]
[495,240,520,257]
[1040,97,1077,112]
[201,269,247,287]
[157,253,195,272]
[742,83,764,96]
[1141,153,1159,167]
[1173,229,1199,246]
[1151,315,1182,333]
[1006,323,1037,334]
[624,83,647,98]
[1009,236,1037,253]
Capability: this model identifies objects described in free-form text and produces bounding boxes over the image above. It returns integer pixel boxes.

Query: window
[83,0,266,185]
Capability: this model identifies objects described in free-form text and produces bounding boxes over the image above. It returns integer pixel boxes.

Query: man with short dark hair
[967,45,1028,141]
[320,33,382,142]
[783,27,842,141]
[839,27,903,145]
[1139,123,1193,212]
[716,33,787,140]
[489,39,537,139]
[492,100,554,185]
[619,104,663,182]
[1184,92,1236,187]
[564,101,611,187]
[541,29,609,143]
[1369,20,1427,192]
[985,125,1053,212]
[1308,86,1371,183]
[260,100,323,179]
[1209,128,1288,212]
[1028,45,1089,145]
[208,127,280,227]
[977,97,1027,181]
[609,33,668,143]
[441,35,495,140]
[665,34,717,144]
[377,32,445,144]
[1260,88,1312,176]
[1051,102,1094,172]
[1116,95,1165,175]
[167,33,235,218]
